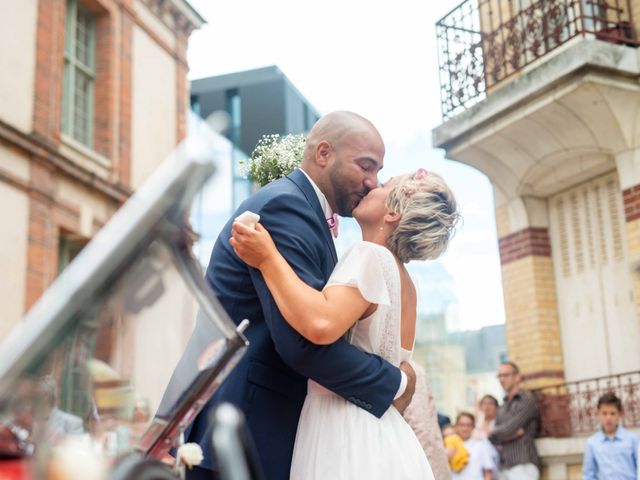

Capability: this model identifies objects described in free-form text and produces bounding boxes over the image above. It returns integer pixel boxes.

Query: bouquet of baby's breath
[242,133,306,187]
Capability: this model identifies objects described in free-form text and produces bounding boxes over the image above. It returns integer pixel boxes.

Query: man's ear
[316,140,333,167]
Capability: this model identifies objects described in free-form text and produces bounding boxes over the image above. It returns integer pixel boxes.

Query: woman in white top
[475,394,498,439]
[230,169,460,480]
[474,394,501,480]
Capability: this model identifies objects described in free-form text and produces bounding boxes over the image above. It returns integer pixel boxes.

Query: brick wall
[25,162,82,309]
[94,6,116,159]
[623,185,640,330]
[117,9,133,187]
[499,227,565,389]
[33,0,65,145]
[499,227,552,265]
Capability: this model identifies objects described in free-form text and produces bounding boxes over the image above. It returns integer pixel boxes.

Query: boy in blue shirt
[583,393,638,480]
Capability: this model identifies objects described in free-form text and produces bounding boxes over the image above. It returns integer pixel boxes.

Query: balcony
[532,371,640,438]
[436,0,638,120]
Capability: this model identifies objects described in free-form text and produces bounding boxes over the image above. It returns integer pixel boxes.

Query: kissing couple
[167,111,460,479]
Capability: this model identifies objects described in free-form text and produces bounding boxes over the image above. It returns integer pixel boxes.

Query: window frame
[62,0,96,148]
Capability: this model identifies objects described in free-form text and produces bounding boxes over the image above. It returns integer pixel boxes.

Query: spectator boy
[583,392,638,480]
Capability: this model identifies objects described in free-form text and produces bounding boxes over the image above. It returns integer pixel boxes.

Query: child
[583,393,638,480]
[443,424,469,473]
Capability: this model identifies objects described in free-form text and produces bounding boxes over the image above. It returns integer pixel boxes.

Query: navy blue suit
[182,170,401,479]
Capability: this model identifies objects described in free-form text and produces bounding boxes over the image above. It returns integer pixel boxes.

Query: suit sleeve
[248,194,400,418]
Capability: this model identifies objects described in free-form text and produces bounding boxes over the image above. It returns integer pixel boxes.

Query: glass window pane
[75,13,89,66]
[73,71,92,145]
[62,0,95,146]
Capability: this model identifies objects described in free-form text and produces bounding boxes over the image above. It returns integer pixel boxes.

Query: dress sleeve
[324,242,392,307]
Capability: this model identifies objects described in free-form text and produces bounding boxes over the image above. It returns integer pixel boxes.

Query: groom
[176,111,416,479]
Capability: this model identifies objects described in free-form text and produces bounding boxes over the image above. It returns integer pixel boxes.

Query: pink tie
[327,213,339,238]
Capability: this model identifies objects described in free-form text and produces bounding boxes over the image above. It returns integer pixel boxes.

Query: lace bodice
[324,241,407,367]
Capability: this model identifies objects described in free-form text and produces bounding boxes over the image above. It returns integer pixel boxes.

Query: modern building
[433,1,640,476]
[189,65,321,210]
[188,66,321,264]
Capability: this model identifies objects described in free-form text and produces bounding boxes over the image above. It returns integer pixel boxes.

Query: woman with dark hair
[475,394,500,479]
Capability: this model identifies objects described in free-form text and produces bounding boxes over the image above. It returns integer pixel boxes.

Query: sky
[186,0,506,330]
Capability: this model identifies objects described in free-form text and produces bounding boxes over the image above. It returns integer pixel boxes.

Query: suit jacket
[174,170,401,479]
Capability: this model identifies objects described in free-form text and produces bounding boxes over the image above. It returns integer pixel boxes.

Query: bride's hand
[230,222,277,270]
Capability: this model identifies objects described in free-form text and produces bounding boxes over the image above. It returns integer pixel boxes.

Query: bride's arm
[230,221,370,344]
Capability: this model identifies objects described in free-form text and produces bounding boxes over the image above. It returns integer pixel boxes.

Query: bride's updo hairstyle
[385,168,461,263]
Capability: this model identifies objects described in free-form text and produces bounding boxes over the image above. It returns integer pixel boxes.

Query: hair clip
[414,168,428,180]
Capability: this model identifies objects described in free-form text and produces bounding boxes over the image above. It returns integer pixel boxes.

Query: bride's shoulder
[341,241,395,266]
[349,240,390,254]
[359,241,394,259]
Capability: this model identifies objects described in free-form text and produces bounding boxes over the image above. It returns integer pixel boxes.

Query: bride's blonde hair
[386,169,461,263]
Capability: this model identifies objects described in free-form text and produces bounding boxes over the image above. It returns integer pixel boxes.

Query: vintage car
[0,132,259,479]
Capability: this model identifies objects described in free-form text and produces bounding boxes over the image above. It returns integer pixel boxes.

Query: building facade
[433,1,640,477]
[0,0,203,341]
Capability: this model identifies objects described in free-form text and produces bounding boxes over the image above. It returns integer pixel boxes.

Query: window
[190,94,201,116]
[225,89,241,146]
[225,89,251,208]
[62,0,96,147]
[58,233,86,275]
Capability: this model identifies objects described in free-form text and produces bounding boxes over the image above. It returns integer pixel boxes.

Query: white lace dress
[289,241,435,480]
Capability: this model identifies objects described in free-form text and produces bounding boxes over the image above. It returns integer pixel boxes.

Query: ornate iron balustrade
[436,0,638,120]
[531,371,640,437]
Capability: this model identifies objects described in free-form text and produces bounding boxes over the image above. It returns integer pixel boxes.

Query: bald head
[302,111,383,168]
[302,111,385,216]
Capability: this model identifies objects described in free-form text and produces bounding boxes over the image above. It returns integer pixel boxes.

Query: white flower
[242,133,306,186]
[178,442,204,468]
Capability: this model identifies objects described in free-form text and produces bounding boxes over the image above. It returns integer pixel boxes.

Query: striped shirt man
[489,388,541,479]
[489,390,540,470]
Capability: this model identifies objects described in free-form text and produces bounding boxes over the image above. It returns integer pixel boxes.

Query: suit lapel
[287,169,338,266]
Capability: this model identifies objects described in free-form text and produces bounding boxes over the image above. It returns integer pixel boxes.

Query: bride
[230,167,459,479]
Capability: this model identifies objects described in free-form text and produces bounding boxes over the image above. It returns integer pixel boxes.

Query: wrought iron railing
[532,371,640,437]
[436,0,638,119]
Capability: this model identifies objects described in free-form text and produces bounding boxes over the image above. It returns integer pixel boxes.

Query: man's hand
[392,362,416,414]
